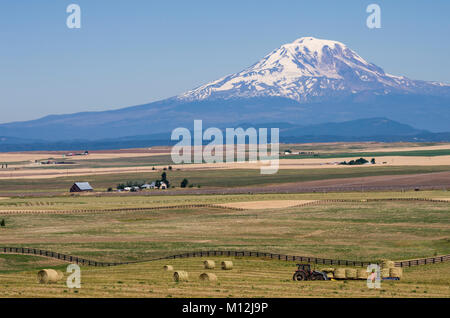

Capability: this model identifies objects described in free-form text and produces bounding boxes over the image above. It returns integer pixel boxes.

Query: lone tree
[160,172,170,188]
[371,158,376,164]
[180,178,189,188]
[0,219,5,227]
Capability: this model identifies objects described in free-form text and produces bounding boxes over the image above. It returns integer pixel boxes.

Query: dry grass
[0,256,449,298]
[0,199,449,262]
[214,200,317,210]
[0,190,448,212]
[2,156,450,180]
[0,151,170,164]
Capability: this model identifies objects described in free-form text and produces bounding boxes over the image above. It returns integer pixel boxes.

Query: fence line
[0,203,245,215]
[1,247,448,268]
[1,197,448,215]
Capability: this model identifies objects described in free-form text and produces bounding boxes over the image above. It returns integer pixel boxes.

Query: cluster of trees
[180,178,189,188]
[340,158,375,165]
[179,179,201,188]
[155,172,170,188]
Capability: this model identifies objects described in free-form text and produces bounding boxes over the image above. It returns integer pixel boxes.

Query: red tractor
[292,264,328,281]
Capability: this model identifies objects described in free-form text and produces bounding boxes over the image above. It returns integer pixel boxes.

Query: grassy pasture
[0,255,449,298]
[0,190,449,211]
[0,191,449,298]
[1,165,449,193]
[1,200,449,262]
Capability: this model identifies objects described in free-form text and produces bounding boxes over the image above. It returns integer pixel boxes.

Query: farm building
[141,182,156,189]
[160,182,168,190]
[70,182,94,192]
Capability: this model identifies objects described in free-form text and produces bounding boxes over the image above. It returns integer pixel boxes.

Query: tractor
[292,264,328,281]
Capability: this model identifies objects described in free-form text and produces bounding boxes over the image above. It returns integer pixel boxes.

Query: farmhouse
[70,182,94,192]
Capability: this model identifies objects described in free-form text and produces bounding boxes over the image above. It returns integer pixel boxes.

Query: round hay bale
[163,265,174,271]
[199,273,217,281]
[345,268,357,280]
[56,270,64,280]
[390,267,403,279]
[173,271,189,282]
[221,261,233,270]
[334,268,346,279]
[204,260,216,269]
[381,268,391,278]
[326,272,334,279]
[37,269,61,284]
[321,268,335,273]
[380,259,395,269]
[357,269,369,280]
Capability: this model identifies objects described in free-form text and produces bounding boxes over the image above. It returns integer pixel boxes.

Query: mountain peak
[178,36,449,103]
[289,36,344,51]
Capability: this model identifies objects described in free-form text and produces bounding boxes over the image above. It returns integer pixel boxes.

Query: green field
[281,149,450,159]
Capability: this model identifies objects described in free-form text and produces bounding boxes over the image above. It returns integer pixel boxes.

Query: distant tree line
[340,158,375,165]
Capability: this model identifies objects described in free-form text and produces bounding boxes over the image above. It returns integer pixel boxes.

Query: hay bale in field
[163,265,174,271]
[37,269,61,284]
[321,268,335,273]
[56,270,64,280]
[380,259,395,269]
[203,260,216,269]
[381,268,391,278]
[334,268,346,279]
[173,271,189,282]
[357,269,369,280]
[199,273,217,281]
[221,261,233,270]
[390,267,403,279]
[345,268,357,279]
[326,272,334,279]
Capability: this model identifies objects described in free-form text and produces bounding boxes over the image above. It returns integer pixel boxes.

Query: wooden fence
[1,247,449,268]
[0,197,447,215]
[395,255,450,267]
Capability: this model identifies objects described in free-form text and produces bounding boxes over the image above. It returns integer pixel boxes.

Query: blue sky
[1,0,449,123]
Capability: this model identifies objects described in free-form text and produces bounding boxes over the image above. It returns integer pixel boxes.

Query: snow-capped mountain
[178,37,449,102]
[1,36,450,145]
